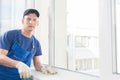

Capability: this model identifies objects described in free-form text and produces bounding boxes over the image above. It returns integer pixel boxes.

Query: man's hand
[16,62,31,78]
[40,65,57,75]
[33,56,57,75]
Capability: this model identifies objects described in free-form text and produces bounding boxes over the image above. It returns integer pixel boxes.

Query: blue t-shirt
[0,29,42,56]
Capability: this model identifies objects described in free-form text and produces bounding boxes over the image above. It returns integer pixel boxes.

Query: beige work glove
[40,65,57,75]
[16,62,31,78]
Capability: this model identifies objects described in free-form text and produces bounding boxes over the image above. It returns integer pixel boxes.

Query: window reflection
[74,36,89,48]
[67,0,99,75]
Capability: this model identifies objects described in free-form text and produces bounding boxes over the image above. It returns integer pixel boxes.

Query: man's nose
[29,20,33,24]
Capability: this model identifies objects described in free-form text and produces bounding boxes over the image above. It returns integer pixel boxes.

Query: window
[54,0,100,76]
[0,0,27,34]
[67,0,99,75]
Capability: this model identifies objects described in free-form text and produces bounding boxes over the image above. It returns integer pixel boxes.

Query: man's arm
[33,56,42,71]
[0,48,19,68]
[33,56,57,74]
[0,48,31,78]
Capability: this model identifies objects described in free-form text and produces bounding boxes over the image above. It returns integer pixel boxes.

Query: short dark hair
[23,9,40,18]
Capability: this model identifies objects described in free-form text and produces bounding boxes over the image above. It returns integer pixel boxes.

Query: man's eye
[33,19,37,21]
[27,18,31,20]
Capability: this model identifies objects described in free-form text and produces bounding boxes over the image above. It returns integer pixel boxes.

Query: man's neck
[21,29,33,38]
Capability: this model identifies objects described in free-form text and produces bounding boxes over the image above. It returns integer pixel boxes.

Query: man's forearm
[0,54,19,68]
[33,56,42,71]
[34,62,42,71]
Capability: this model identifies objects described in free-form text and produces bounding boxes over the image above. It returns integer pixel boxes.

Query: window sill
[31,68,100,80]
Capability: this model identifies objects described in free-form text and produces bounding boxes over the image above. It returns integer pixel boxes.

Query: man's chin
[28,30,34,33]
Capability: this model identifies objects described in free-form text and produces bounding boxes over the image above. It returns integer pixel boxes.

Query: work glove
[16,62,31,78]
[40,65,57,75]
[20,76,33,80]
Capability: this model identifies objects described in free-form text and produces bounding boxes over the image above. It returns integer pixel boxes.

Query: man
[0,9,43,80]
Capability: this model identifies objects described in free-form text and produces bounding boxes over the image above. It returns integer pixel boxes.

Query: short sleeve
[34,40,42,56]
[0,30,17,50]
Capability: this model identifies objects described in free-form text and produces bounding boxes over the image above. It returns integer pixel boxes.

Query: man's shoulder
[6,29,19,34]
[3,29,20,39]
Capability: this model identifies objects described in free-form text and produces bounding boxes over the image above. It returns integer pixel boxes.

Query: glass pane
[0,0,26,34]
[54,0,100,75]
[67,0,99,75]
[0,0,11,34]
[11,0,26,29]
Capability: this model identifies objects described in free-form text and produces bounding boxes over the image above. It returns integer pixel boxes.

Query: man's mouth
[29,26,33,27]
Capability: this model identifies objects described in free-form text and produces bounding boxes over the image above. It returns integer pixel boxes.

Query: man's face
[22,13,39,32]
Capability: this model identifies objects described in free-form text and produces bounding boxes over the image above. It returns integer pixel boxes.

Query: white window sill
[31,68,100,80]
